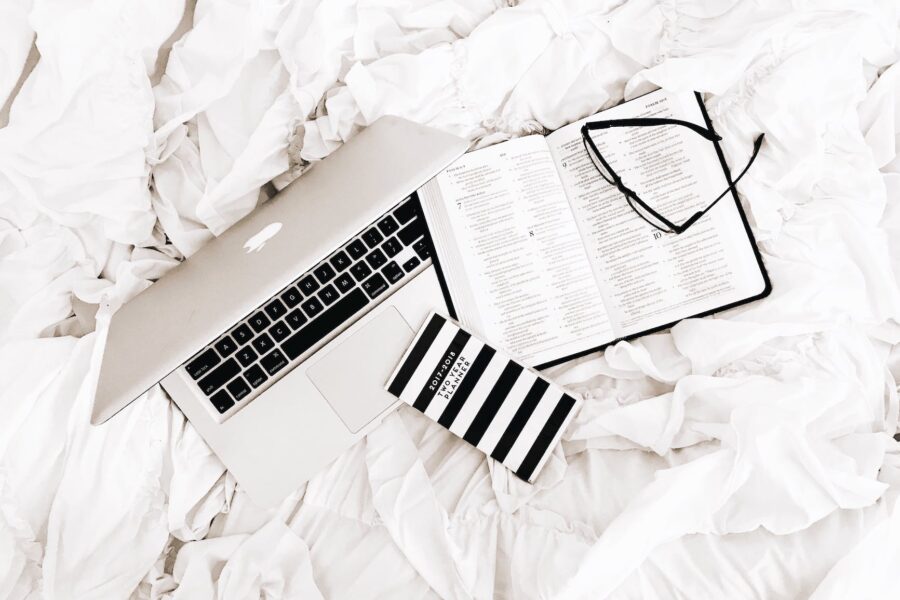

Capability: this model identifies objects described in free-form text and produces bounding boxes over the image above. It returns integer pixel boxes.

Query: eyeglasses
[581,116,764,234]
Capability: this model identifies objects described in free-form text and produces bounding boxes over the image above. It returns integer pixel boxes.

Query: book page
[420,134,614,366]
[546,90,766,336]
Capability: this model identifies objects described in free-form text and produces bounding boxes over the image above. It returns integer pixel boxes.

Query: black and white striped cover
[386,312,581,482]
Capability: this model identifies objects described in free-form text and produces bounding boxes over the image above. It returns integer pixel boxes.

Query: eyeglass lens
[587,125,711,222]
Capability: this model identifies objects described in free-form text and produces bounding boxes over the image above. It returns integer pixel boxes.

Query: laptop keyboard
[181,196,433,419]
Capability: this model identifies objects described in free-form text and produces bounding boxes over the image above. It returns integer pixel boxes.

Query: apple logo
[244,222,282,253]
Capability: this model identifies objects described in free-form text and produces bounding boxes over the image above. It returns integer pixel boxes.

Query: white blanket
[2,0,900,598]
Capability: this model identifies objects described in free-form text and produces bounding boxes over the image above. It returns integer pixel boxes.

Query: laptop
[91,117,468,507]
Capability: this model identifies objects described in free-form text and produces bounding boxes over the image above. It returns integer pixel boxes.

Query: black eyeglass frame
[581,116,764,234]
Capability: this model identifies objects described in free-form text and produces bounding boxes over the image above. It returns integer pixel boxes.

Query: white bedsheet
[2,0,900,598]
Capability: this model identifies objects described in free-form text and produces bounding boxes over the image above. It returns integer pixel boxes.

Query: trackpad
[307,308,414,433]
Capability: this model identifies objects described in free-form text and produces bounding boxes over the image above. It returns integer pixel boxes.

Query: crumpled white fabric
[4,0,900,598]
[152,519,323,599]
[0,0,33,112]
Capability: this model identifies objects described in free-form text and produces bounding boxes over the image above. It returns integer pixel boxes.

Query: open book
[419,89,770,368]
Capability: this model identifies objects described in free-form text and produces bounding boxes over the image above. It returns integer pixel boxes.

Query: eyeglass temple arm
[674,133,766,233]
[582,117,721,142]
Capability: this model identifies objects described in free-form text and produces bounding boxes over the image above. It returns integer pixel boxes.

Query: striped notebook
[385,312,581,482]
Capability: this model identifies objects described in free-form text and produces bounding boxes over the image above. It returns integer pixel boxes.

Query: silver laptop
[91,117,468,507]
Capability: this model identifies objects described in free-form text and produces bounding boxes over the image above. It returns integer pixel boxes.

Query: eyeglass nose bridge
[620,185,676,233]
[618,182,637,199]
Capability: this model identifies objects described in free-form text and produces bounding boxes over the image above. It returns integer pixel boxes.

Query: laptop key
[231,323,253,346]
[281,287,303,308]
[260,349,289,376]
[329,250,351,272]
[335,273,355,293]
[269,321,291,343]
[252,333,275,354]
[377,215,399,236]
[210,389,234,414]
[199,358,240,395]
[226,377,251,401]
[249,312,271,333]
[346,239,367,260]
[282,289,369,360]
[350,261,371,282]
[362,273,389,299]
[382,261,404,284]
[245,364,267,388]
[186,348,220,380]
[382,237,402,257]
[299,275,320,295]
[365,249,387,269]
[214,335,238,357]
[413,239,431,260]
[393,199,416,224]
[264,299,287,320]
[314,263,335,284]
[318,284,339,305]
[286,308,307,330]
[397,218,425,245]
[302,297,324,318]
[402,257,421,272]
[236,346,258,367]
[362,227,384,248]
